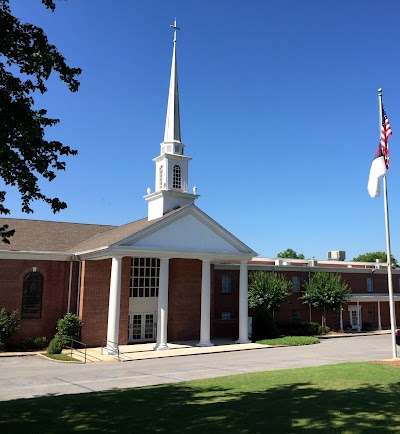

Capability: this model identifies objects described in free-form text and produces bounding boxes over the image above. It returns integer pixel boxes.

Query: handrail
[101,339,120,361]
[64,338,87,363]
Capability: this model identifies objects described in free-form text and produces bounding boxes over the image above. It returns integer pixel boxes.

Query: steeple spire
[164,18,181,144]
[145,19,199,221]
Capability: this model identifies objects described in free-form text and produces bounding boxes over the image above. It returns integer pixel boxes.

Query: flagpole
[379,88,397,359]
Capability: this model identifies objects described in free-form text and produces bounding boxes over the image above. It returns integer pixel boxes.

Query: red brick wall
[168,258,202,341]
[79,258,130,347]
[0,259,79,347]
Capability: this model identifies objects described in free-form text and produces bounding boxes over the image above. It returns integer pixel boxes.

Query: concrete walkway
[0,330,391,363]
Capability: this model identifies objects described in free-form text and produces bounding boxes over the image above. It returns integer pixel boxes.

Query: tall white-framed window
[367,277,374,293]
[130,258,160,297]
[159,166,163,190]
[292,276,301,293]
[221,273,232,294]
[292,309,301,323]
[221,311,232,320]
[173,165,181,189]
[367,306,374,322]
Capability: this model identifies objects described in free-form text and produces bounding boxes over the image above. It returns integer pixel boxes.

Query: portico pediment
[114,206,255,256]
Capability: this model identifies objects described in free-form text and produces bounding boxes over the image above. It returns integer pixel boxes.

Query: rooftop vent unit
[327,250,346,261]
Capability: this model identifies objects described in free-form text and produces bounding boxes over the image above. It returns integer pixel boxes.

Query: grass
[257,336,321,346]
[42,353,79,362]
[1,362,400,433]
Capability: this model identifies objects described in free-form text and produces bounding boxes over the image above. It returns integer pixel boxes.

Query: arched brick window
[173,165,181,189]
[21,272,43,318]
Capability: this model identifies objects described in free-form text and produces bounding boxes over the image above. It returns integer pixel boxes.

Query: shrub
[55,313,82,341]
[251,309,280,341]
[22,337,48,351]
[47,335,68,355]
[319,325,331,334]
[276,322,321,336]
[0,309,19,351]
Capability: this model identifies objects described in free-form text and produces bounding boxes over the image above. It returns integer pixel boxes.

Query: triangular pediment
[114,206,255,256]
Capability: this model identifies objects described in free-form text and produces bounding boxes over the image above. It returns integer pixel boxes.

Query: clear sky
[5,0,400,261]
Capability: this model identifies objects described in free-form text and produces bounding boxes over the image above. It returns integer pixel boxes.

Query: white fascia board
[152,153,192,163]
[350,294,400,302]
[78,246,254,262]
[0,250,75,261]
[215,263,400,275]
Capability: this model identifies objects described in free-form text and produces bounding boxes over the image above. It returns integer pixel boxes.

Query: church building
[0,21,256,352]
[1,22,400,351]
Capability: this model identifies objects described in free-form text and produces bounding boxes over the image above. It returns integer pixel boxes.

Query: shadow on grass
[1,364,400,433]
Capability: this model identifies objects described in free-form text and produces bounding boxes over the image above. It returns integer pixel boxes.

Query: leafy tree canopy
[248,271,291,317]
[0,0,81,243]
[277,248,305,259]
[301,272,351,326]
[353,252,398,268]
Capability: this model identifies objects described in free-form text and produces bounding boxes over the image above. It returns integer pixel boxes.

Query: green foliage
[248,271,291,316]
[0,0,81,243]
[21,336,48,351]
[55,313,82,341]
[251,308,280,341]
[0,308,19,350]
[47,335,67,354]
[257,336,320,346]
[353,251,398,268]
[277,321,323,336]
[301,272,351,326]
[44,353,78,362]
[277,248,305,259]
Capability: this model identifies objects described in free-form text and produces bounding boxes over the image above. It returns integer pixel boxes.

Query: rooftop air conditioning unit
[327,250,346,261]
[308,260,318,267]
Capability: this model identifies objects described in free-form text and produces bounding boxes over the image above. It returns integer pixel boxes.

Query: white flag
[368,154,387,197]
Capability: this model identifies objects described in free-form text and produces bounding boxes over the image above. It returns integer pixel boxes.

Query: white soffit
[118,211,252,254]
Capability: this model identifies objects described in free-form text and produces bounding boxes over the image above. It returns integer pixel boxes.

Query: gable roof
[0,218,116,252]
[0,205,257,260]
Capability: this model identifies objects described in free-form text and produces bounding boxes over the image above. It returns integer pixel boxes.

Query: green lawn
[1,362,400,433]
[257,336,320,346]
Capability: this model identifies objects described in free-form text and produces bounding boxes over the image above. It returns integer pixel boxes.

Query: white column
[236,260,250,344]
[106,256,123,354]
[378,300,382,330]
[198,259,213,347]
[357,301,361,332]
[154,258,170,351]
[339,305,344,333]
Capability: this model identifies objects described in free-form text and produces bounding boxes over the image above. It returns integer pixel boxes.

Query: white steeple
[163,19,181,146]
[144,19,199,221]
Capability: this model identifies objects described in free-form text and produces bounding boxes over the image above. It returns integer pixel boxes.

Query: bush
[319,325,331,334]
[47,335,68,355]
[55,313,82,341]
[251,309,280,341]
[0,309,19,351]
[276,322,330,336]
[22,337,48,351]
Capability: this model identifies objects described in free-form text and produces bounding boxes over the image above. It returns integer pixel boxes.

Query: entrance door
[348,306,361,330]
[128,313,156,343]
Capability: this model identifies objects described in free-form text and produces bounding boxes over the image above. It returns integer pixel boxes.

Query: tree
[353,252,398,268]
[277,248,305,259]
[301,272,351,327]
[248,271,291,318]
[0,0,81,243]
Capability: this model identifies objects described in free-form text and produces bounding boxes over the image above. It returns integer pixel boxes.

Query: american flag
[381,104,392,168]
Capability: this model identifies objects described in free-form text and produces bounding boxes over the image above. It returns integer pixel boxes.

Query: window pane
[21,272,43,318]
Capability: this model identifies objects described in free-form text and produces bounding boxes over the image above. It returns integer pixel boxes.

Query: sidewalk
[0,330,391,363]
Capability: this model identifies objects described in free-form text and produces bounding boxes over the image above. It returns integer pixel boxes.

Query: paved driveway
[0,334,395,402]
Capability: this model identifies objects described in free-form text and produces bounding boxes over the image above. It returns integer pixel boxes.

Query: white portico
[95,20,257,354]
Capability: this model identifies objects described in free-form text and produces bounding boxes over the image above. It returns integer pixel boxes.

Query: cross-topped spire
[163,18,181,144]
[170,18,180,43]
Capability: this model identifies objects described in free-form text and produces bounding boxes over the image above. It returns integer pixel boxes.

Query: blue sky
[5,0,400,261]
